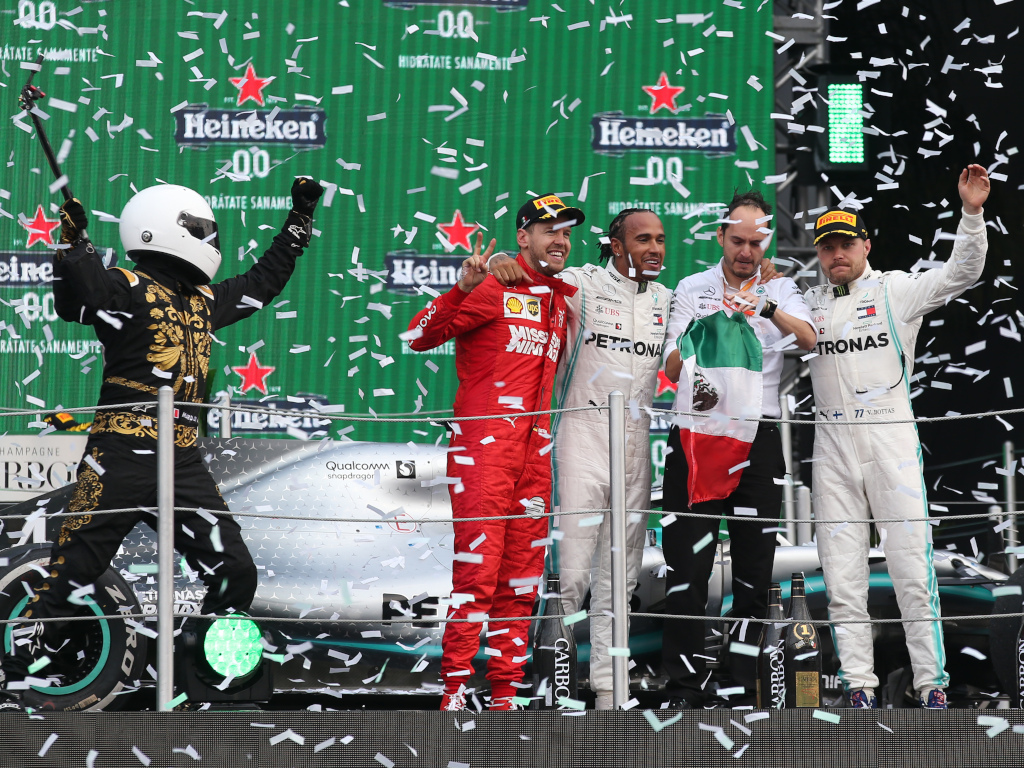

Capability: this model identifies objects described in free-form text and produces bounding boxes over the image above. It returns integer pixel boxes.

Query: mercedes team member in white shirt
[660,190,816,708]
[806,165,990,710]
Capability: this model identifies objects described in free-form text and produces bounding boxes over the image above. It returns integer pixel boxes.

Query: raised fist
[59,198,88,244]
[291,177,324,217]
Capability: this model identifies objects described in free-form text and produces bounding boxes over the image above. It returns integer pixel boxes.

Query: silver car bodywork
[3,437,1008,701]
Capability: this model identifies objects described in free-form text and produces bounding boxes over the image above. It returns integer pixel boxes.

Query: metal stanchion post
[608,390,628,709]
[1005,441,1018,573]
[989,504,1004,560]
[796,485,813,546]
[780,395,796,543]
[157,386,175,711]
[221,392,232,439]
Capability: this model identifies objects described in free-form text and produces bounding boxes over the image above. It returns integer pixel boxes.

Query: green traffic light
[827,83,865,164]
[203,616,262,678]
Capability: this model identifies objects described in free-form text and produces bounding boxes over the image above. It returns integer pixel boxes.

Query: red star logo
[656,369,678,397]
[232,352,275,394]
[229,63,275,107]
[20,205,61,249]
[437,210,479,252]
[642,72,685,114]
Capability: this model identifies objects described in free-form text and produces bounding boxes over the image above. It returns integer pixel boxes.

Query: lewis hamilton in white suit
[552,209,670,710]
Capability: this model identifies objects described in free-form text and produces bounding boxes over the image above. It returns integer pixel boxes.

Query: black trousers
[661,424,784,702]
[3,434,257,683]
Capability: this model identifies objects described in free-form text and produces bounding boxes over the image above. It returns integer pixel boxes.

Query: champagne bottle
[784,572,823,708]
[1015,614,1024,708]
[757,582,786,708]
[531,573,578,709]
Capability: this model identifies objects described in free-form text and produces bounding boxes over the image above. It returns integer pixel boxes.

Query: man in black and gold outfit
[0,178,323,708]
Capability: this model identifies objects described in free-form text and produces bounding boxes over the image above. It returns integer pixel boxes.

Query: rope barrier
[0,400,602,424]
[0,505,616,524]
[2,504,1021,527]
[1,609,1017,628]
[3,504,1022,526]
[658,406,1024,427]
[201,400,599,424]
[1,397,1023,427]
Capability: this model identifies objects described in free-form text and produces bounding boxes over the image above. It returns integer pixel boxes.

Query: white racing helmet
[119,185,221,282]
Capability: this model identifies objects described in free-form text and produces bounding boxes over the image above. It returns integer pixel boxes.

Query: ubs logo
[397,460,417,479]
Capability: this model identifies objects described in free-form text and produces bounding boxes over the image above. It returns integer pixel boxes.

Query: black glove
[291,177,324,217]
[59,198,88,244]
[44,412,81,431]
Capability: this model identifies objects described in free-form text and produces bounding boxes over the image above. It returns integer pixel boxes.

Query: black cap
[515,193,586,233]
[813,208,869,245]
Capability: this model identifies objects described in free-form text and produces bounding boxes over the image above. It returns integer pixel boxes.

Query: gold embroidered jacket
[52,215,311,436]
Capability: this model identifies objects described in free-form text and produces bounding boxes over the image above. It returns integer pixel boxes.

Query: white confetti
[269,728,305,746]
[38,734,58,757]
[171,745,202,760]
[314,737,336,753]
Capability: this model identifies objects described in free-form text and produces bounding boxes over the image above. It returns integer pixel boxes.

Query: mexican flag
[676,311,763,505]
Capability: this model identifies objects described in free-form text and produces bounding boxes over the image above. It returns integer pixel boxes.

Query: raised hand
[58,198,88,244]
[759,258,782,282]
[291,177,324,217]
[958,164,990,215]
[456,233,496,293]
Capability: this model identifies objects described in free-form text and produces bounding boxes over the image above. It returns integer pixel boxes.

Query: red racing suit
[407,255,576,692]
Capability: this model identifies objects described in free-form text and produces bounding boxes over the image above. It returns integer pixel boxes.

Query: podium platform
[1,708,1020,768]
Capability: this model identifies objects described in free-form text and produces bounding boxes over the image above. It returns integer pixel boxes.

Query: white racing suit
[805,210,987,695]
[552,262,670,696]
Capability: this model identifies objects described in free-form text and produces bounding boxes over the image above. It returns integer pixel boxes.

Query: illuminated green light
[203,616,262,678]
[827,83,865,164]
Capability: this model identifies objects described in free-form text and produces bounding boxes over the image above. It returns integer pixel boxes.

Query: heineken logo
[174,106,327,148]
[589,73,734,155]
[591,112,735,155]
[0,252,55,285]
[206,394,334,438]
[383,0,526,5]
[385,250,463,294]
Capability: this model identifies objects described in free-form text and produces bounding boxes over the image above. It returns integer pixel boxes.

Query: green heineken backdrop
[1,0,773,461]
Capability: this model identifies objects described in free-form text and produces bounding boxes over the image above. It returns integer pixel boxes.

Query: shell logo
[506,296,524,314]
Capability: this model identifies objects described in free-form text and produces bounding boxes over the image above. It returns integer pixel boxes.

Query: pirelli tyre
[0,544,148,711]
